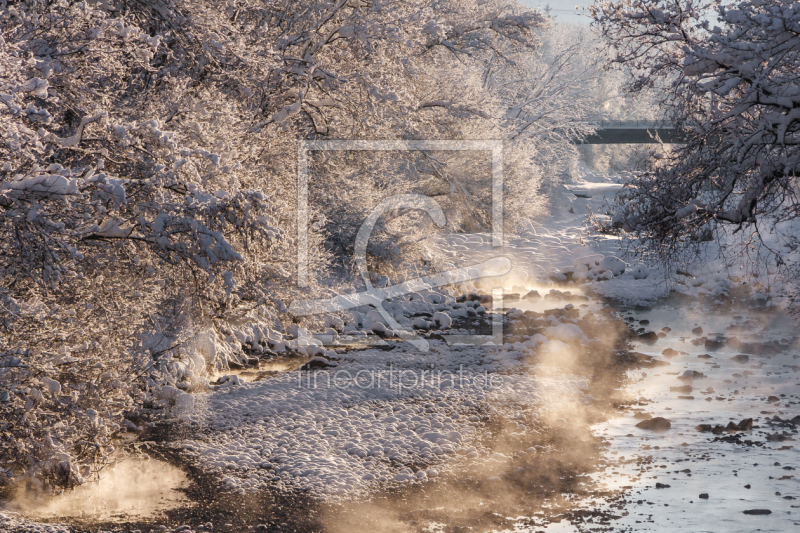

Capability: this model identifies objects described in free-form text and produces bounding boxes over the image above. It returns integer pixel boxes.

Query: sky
[520,0,594,24]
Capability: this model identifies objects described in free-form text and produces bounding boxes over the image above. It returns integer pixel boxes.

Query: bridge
[576,120,687,144]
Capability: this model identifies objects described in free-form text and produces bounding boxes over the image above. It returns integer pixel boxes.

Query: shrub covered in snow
[592,0,800,305]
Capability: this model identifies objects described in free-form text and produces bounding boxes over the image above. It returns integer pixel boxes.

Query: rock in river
[636,417,671,431]
[638,331,659,343]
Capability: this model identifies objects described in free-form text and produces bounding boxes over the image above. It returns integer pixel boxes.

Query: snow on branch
[593,0,800,299]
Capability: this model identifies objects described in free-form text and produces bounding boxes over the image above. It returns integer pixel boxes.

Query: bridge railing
[591,119,665,129]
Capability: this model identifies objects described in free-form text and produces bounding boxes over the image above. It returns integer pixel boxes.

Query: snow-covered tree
[2,0,598,493]
[592,0,800,300]
[307,16,606,283]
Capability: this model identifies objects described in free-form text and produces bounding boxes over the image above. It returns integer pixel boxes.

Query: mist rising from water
[5,457,189,521]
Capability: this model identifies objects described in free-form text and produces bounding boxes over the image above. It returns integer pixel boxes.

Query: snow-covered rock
[432,312,452,329]
[543,323,589,344]
[598,256,626,276]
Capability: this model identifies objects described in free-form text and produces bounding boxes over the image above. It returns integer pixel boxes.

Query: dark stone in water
[459,292,486,303]
[638,331,659,343]
[692,327,703,335]
[695,424,713,432]
[739,418,754,430]
[636,417,671,431]
[705,339,726,351]
[544,308,579,319]
[743,509,771,515]
[698,354,713,359]
[678,370,706,380]
[655,482,671,489]
[662,348,679,357]
[301,356,335,370]
[731,354,750,364]
[463,293,493,304]
[699,493,709,499]
[726,336,743,350]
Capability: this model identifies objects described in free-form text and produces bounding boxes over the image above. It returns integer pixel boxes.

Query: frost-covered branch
[593,0,800,299]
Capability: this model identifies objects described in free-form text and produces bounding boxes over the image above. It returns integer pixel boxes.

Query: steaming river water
[2,290,798,532]
[508,298,800,533]
[567,301,800,533]
[314,294,799,533]
[3,456,190,522]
